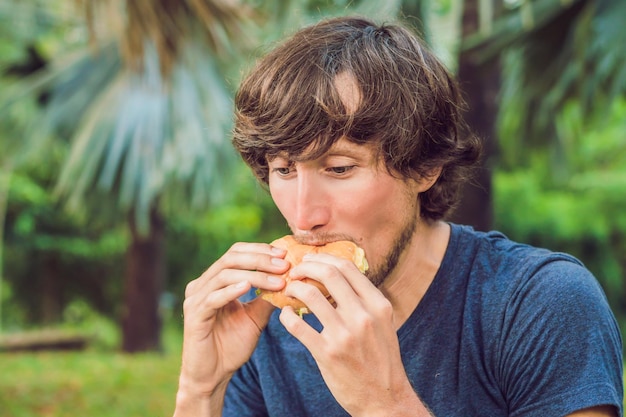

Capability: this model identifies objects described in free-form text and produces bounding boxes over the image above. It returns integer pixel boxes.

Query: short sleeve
[223,359,269,417]
[497,259,623,417]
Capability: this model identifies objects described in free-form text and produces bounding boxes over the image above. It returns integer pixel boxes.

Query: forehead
[269,137,376,162]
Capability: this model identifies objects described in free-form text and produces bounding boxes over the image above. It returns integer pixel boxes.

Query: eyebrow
[323,141,373,159]
[266,151,290,162]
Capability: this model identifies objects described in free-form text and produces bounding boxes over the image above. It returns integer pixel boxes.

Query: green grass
[0,332,182,417]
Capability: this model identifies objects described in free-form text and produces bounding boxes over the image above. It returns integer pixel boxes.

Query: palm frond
[2,0,258,234]
[461,0,586,64]
[76,0,255,76]
[584,0,626,103]
[488,0,626,172]
[48,39,237,233]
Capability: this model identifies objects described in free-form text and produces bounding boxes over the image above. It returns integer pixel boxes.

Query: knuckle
[184,279,198,298]
[229,241,244,251]
[333,258,355,273]
[182,295,196,315]
[287,314,306,333]
[327,330,355,358]
[297,281,323,301]
[374,297,393,318]
[355,311,376,331]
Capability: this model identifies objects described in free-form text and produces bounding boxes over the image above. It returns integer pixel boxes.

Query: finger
[187,244,289,296]
[283,279,339,325]
[186,269,286,304]
[300,252,379,299]
[183,280,252,323]
[279,306,322,348]
[211,242,288,275]
[296,256,394,326]
[289,254,365,313]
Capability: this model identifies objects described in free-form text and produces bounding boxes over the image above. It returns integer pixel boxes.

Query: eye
[327,166,355,175]
[271,166,294,177]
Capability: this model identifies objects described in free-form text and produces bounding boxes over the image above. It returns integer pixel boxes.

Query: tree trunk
[449,0,500,232]
[41,253,62,324]
[121,206,165,352]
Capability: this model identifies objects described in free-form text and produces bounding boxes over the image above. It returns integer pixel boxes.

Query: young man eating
[174,16,623,417]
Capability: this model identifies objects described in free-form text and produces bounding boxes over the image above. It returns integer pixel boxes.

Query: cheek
[354,180,418,252]
[269,180,292,219]
[356,179,414,220]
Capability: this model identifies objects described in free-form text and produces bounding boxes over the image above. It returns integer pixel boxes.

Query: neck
[379,220,450,329]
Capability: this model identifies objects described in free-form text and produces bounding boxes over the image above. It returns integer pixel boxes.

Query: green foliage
[2,157,288,331]
[165,168,288,307]
[495,97,626,319]
[3,167,127,328]
[495,0,626,168]
[9,172,128,258]
[250,0,405,42]
[487,1,626,332]
[0,1,248,237]
[60,299,121,351]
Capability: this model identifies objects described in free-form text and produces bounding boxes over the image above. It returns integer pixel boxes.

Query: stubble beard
[366,210,418,288]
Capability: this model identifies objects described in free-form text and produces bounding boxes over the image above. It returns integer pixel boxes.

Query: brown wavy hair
[232,16,481,221]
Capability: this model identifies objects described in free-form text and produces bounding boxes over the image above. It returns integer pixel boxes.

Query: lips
[292,233,356,247]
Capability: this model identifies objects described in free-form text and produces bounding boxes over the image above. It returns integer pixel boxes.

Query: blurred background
[0,0,624,415]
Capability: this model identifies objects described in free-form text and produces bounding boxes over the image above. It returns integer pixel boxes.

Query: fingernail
[271,257,288,267]
[267,276,283,285]
[271,246,286,255]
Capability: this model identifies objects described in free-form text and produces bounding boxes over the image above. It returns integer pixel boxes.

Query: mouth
[292,232,356,246]
[292,236,329,246]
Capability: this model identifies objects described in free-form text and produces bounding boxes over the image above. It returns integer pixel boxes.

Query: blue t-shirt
[224,224,623,416]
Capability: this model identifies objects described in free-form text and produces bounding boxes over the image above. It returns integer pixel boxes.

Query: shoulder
[449,224,620,360]
[447,225,623,415]
[450,223,591,290]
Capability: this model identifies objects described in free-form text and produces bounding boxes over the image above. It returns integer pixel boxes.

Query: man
[173,16,623,417]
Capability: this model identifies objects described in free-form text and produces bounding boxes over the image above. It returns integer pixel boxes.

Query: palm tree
[3,0,256,352]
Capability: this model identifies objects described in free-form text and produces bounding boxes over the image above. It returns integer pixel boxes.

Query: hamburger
[258,235,369,315]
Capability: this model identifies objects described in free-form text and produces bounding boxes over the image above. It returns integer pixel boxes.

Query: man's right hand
[173,242,288,416]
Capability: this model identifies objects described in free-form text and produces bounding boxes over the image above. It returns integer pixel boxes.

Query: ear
[414,167,442,193]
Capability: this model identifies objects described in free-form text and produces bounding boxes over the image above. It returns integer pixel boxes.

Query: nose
[293,171,331,233]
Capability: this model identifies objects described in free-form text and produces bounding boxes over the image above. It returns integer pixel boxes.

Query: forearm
[173,376,230,417]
